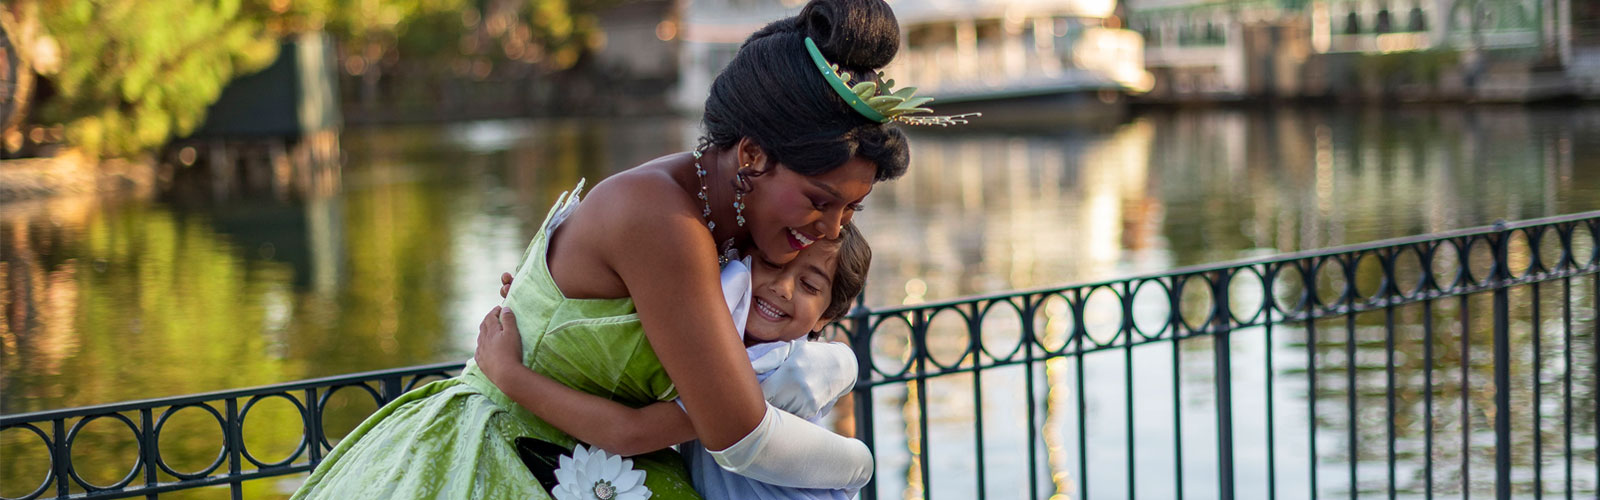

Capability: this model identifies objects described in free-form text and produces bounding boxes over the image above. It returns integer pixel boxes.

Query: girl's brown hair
[812,222,870,339]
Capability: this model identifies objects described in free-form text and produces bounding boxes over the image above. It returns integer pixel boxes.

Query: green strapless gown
[292,183,700,499]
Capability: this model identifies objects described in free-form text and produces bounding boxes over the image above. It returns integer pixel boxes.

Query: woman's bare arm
[477,307,695,456]
[589,177,769,450]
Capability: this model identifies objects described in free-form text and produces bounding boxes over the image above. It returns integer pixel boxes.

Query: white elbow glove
[759,341,858,420]
[707,404,874,490]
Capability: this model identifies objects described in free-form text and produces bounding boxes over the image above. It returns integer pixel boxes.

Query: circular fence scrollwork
[1130,278,1173,340]
[316,383,384,451]
[0,423,53,500]
[1227,266,1269,325]
[152,403,227,480]
[1081,285,1125,349]
[64,413,142,492]
[923,306,973,370]
[1031,292,1075,354]
[1175,273,1215,334]
[1388,246,1428,300]
[1267,260,1310,320]
[976,298,1027,363]
[239,393,310,468]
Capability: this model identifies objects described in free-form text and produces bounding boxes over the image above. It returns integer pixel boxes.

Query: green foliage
[37,0,281,158]
[250,0,474,58]
[256,0,626,69]
[34,0,625,159]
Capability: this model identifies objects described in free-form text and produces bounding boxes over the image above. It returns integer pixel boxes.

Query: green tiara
[803,37,979,127]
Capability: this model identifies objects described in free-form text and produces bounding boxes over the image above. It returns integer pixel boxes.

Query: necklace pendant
[717,237,739,266]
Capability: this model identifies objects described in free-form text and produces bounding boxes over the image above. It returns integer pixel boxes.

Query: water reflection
[4,107,1600,499]
[857,106,1600,499]
[863,107,1600,310]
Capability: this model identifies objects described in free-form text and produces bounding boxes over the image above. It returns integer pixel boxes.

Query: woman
[292,1,909,498]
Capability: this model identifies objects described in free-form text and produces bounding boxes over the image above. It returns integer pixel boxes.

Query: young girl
[477,223,872,499]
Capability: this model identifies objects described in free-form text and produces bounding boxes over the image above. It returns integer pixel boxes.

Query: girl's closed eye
[801,279,823,294]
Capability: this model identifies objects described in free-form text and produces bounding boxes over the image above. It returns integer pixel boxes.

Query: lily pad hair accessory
[804,37,980,127]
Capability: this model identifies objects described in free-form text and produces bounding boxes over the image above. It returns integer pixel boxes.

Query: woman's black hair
[701,0,910,182]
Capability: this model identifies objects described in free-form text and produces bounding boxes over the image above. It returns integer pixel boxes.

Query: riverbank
[0,151,159,203]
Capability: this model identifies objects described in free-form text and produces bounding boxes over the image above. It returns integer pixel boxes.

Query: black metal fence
[3,212,1597,500]
[843,212,1599,500]
[0,363,462,499]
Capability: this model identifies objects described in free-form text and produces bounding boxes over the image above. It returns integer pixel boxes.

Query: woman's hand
[500,272,513,298]
[474,302,699,455]
[475,306,522,384]
[761,341,857,420]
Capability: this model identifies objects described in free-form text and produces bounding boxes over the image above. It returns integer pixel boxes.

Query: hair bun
[800,0,899,70]
[704,0,910,185]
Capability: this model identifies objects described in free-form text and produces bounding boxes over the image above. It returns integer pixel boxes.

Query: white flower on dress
[551,444,651,500]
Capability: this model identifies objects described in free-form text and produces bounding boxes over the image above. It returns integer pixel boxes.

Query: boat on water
[676,0,1152,126]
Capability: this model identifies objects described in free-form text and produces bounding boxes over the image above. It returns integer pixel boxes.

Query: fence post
[226,398,244,500]
[382,376,403,404]
[306,388,323,464]
[53,419,69,498]
[1492,227,1513,500]
[849,296,877,500]
[1210,270,1236,500]
[141,408,157,497]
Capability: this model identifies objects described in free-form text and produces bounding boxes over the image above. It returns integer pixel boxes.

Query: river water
[3,106,1599,498]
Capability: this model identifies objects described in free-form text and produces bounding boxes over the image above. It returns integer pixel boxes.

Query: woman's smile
[747,155,877,263]
[786,228,818,250]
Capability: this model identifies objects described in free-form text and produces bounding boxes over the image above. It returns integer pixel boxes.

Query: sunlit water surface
[4,106,1599,499]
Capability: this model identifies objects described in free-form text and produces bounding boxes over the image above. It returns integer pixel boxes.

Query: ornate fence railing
[842,211,1600,500]
[3,211,1598,500]
[0,363,463,499]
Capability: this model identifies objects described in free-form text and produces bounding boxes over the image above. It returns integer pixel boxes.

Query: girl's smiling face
[743,245,839,345]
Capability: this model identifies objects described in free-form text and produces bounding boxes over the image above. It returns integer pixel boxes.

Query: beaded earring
[734,163,750,227]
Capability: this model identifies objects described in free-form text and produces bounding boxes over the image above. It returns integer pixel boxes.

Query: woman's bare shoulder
[584,153,698,227]
[557,153,709,259]
[546,153,705,298]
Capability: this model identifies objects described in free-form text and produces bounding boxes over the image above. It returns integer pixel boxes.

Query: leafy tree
[34,0,280,158]
[32,0,623,159]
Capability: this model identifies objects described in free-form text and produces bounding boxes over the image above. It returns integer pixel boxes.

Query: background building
[1128,0,1600,101]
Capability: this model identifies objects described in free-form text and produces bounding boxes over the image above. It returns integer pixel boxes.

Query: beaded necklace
[692,149,741,265]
